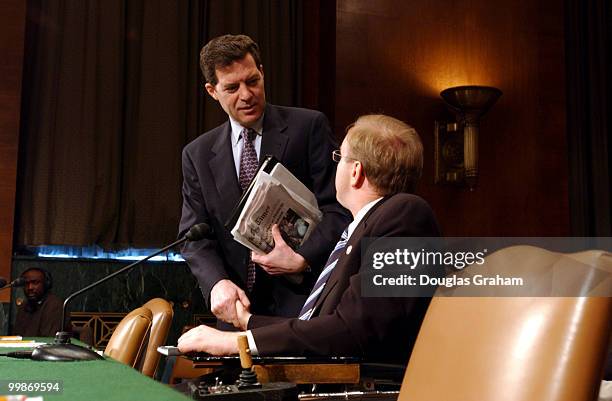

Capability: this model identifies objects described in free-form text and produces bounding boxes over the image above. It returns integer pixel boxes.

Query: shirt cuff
[246,330,259,356]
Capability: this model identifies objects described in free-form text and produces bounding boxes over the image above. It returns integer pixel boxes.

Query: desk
[190,356,361,385]
[0,339,190,401]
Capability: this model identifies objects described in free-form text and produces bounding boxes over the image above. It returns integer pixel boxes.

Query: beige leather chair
[399,246,612,401]
[104,306,152,367]
[139,298,174,377]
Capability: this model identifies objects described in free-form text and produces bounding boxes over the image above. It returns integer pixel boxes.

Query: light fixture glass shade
[440,85,502,120]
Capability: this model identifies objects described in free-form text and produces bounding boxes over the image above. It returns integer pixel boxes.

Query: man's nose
[238,84,253,101]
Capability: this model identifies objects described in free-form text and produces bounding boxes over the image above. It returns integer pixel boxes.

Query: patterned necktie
[298,228,350,320]
[239,128,259,191]
[239,128,259,291]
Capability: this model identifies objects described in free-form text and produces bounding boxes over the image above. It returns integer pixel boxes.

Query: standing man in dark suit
[179,34,349,328]
[178,114,440,363]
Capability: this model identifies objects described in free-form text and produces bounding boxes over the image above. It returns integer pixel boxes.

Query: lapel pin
[346,245,352,255]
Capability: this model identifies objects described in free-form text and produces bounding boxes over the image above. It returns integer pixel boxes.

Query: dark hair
[21,267,53,290]
[200,34,262,85]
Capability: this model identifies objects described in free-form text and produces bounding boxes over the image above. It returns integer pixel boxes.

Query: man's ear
[351,162,366,188]
[205,82,219,101]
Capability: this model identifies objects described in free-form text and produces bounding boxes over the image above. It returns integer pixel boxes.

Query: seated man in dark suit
[13,267,64,337]
[177,114,440,363]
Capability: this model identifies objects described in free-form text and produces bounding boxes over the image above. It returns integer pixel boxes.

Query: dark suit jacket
[179,104,350,318]
[13,293,64,337]
[249,193,440,363]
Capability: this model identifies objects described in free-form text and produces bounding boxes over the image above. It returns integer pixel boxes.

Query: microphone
[11,277,26,287]
[33,223,211,362]
[185,223,213,241]
[0,276,26,290]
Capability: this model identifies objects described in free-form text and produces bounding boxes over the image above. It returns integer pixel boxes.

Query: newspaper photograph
[230,168,322,254]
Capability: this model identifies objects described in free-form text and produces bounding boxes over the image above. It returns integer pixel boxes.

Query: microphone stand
[32,223,209,361]
[59,236,187,330]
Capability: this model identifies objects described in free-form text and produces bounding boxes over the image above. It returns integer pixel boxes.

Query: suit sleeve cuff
[296,245,325,274]
[246,330,259,356]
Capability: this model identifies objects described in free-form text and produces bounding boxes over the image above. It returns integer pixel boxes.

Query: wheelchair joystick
[235,335,261,390]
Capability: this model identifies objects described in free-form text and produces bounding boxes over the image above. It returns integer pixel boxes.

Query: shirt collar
[230,114,264,146]
[346,197,383,240]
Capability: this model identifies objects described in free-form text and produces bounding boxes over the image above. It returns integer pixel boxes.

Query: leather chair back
[399,246,612,401]
[139,298,174,377]
[104,306,152,367]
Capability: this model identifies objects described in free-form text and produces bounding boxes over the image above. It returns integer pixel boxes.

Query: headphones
[21,267,53,291]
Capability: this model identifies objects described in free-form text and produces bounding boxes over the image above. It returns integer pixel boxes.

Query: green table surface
[0,338,191,401]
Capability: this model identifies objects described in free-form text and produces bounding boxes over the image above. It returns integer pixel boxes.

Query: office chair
[398,246,612,401]
[139,298,174,377]
[104,306,152,367]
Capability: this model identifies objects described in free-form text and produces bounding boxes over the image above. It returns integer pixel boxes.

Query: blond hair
[346,114,423,195]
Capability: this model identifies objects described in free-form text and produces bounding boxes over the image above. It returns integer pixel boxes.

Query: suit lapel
[311,196,391,314]
[209,122,242,219]
[311,224,365,313]
[260,104,289,162]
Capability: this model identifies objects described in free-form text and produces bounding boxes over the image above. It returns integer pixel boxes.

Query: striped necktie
[239,128,259,291]
[298,228,350,320]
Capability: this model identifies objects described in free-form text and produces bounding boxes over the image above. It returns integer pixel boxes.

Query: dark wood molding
[0,0,26,302]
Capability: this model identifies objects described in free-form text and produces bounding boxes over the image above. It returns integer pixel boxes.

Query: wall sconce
[434,85,502,190]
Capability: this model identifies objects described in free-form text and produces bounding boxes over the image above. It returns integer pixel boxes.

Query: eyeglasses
[332,150,358,163]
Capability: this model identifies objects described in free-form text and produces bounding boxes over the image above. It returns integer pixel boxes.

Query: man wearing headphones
[13,268,64,337]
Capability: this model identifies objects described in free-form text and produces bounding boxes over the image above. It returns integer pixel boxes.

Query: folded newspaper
[227,157,322,254]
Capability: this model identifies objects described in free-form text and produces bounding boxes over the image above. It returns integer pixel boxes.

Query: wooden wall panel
[335,0,568,236]
[302,1,337,125]
[0,0,26,301]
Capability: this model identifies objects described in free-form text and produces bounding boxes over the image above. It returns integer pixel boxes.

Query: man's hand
[177,325,240,355]
[210,279,251,326]
[234,300,252,331]
[251,225,308,275]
